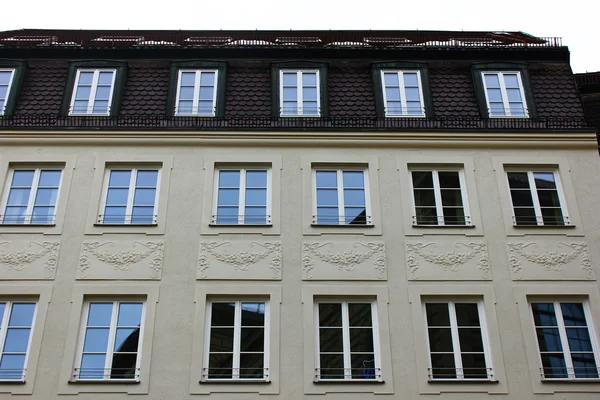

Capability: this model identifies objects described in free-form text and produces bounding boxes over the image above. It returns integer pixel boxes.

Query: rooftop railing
[0,30,562,50]
[0,115,590,131]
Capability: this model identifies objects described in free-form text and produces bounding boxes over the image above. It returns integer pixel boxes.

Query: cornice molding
[0,130,595,149]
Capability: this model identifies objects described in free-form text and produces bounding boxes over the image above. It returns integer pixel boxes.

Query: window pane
[34,188,58,205]
[348,303,372,326]
[442,207,465,225]
[0,354,25,380]
[383,73,399,86]
[179,86,194,99]
[428,327,453,352]
[303,87,317,101]
[489,102,506,116]
[507,172,529,189]
[75,86,91,99]
[385,87,401,101]
[319,303,342,327]
[438,172,460,188]
[441,189,462,207]
[114,328,139,352]
[216,207,238,224]
[483,74,500,88]
[245,188,266,206]
[316,207,339,224]
[506,88,522,102]
[87,303,113,326]
[540,354,567,378]
[426,303,450,326]
[458,328,484,352]
[7,189,30,205]
[109,170,131,186]
[240,327,264,351]
[240,353,265,379]
[78,72,94,85]
[302,73,317,86]
[117,303,143,326]
[217,189,239,206]
[32,206,55,224]
[246,171,267,187]
[317,190,337,206]
[208,353,233,379]
[537,190,561,207]
[211,303,235,326]
[241,303,265,326]
[461,353,488,379]
[103,206,126,223]
[405,87,420,101]
[199,86,214,100]
[566,328,593,352]
[3,328,31,352]
[412,171,433,188]
[39,170,62,186]
[177,100,193,113]
[319,328,343,352]
[180,72,196,86]
[510,189,534,206]
[561,303,587,326]
[345,207,367,225]
[98,72,114,85]
[503,74,519,87]
[455,303,480,326]
[133,188,156,206]
[83,328,110,352]
[319,354,344,379]
[136,170,157,187]
[404,72,419,86]
[0,71,13,85]
[417,207,437,225]
[350,328,374,352]
[532,303,557,326]
[282,87,297,101]
[386,101,402,114]
[572,353,599,378]
[316,171,337,187]
[80,354,106,379]
[344,189,365,206]
[430,354,456,379]
[244,207,267,224]
[93,100,109,114]
[303,101,319,115]
[95,86,111,100]
[282,101,297,114]
[351,353,376,379]
[11,170,34,187]
[486,88,503,102]
[407,101,422,114]
[282,73,296,86]
[343,171,364,188]
[106,188,129,205]
[218,171,240,187]
[110,353,137,379]
[536,328,563,351]
[200,72,215,86]
[413,189,436,207]
[210,328,234,352]
[514,207,537,225]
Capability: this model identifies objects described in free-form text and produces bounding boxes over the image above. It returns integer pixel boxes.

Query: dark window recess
[0,59,27,117]
[471,63,538,119]
[166,61,227,118]
[271,62,328,118]
[371,62,434,118]
[60,60,127,117]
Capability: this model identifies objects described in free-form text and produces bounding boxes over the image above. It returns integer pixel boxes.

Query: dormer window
[481,71,528,117]
[280,70,320,116]
[69,69,116,115]
[0,69,15,116]
[380,70,425,117]
[174,70,218,116]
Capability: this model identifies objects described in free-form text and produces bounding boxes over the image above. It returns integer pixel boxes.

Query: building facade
[0,29,599,399]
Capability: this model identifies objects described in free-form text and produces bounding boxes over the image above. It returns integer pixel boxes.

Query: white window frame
[98,167,161,225]
[409,168,471,226]
[423,300,494,381]
[279,69,321,117]
[505,169,569,226]
[0,167,63,225]
[0,68,16,116]
[481,71,529,118]
[531,300,600,380]
[69,68,116,116]
[0,300,37,382]
[314,299,382,382]
[380,70,425,117]
[73,300,146,382]
[202,299,270,382]
[211,167,272,225]
[174,69,218,117]
[312,168,372,225]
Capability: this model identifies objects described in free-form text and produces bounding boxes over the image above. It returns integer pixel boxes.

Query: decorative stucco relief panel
[406,241,490,281]
[198,241,282,280]
[507,241,595,281]
[77,241,163,280]
[302,241,386,280]
[0,241,60,280]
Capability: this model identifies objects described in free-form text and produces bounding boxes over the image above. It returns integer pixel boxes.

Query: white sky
[3,0,599,73]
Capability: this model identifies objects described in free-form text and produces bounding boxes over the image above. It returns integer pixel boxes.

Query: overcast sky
[3,0,598,73]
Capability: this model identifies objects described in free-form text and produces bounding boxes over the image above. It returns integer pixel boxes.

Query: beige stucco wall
[0,129,599,399]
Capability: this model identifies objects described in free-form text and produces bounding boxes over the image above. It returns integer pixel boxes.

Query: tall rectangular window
[0,69,15,116]
[482,71,528,118]
[280,70,320,116]
[315,301,380,381]
[531,301,599,379]
[314,169,370,225]
[1,168,62,225]
[213,168,270,225]
[425,301,492,380]
[411,169,469,226]
[99,168,159,224]
[204,300,268,380]
[0,302,36,381]
[381,70,425,117]
[69,69,116,115]
[506,170,568,226]
[74,301,144,381]
[175,70,218,116]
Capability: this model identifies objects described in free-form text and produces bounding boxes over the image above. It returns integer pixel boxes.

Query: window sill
[208,224,273,227]
[0,223,56,227]
[200,379,271,384]
[93,223,158,227]
[541,378,600,383]
[428,379,498,384]
[313,379,384,384]
[68,379,140,384]
[412,224,475,228]
[512,224,575,228]
[279,114,322,118]
[0,379,25,384]
[311,224,375,228]
[174,114,216,118]
[487,115,530,119]
[385,114,426,118]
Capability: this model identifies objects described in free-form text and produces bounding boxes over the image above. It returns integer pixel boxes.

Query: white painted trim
[68,69,116,116]
[481,71,529,118]
[174,69,218,117]
[380,69,426,117]
[0,300,37,381]
[0,68,16,116]
[279,69,321,117]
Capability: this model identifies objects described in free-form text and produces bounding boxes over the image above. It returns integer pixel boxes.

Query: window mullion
[194,71,201,114]
[125,169,137,224]
[297,72,303,115]
[499,73,511,116]
[432,170,444,226]
[528,171,543,225]
[0,302,11,363]
[477,301,492,374]
[25,169,41,222]
[233,301,242,379]
[105,302,119,379]
[448,302,464,379]
[458,170,470,223]
[88,71,100,113]
[398,72,407,114]
[239,169,246,224]
[337,170,344,224]
[341,302,351,380]
[554,302,575,378]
